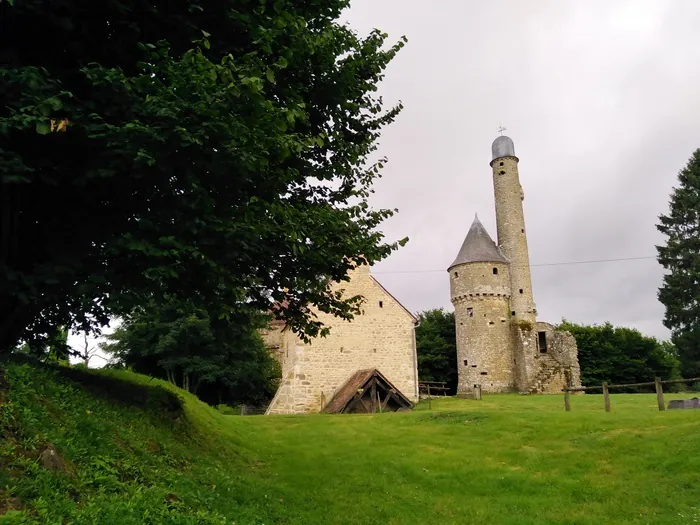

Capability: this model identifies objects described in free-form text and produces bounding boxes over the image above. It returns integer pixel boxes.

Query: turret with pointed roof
[449,215,508,269]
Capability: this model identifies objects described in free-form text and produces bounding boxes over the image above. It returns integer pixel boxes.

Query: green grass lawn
[1,360,699,524]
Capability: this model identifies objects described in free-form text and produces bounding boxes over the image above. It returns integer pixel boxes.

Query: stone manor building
[448,135,582,394]
[261,263,419,414]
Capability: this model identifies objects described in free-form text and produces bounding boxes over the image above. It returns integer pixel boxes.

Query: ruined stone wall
[492,155,536,324]
[265,265,418,414]
[542,324,582,392]
[512,321,582,393]
[451,261,516,394]
[513,326,538,391]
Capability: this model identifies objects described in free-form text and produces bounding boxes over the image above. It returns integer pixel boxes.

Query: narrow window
[463,359,468,366]
[499,170,506,175]
[471,365,477,368]
[488,321,495,326]
[454,271,459,278]
[519,289,523,294]
[480,371,488,376]
[379,301,383,308]
[499,161,504,166]
[538,331,548,353]
[521,228,524,233]
[492,268,498,275]
[467,307,473,317]
[340,347,344,353]
[511,311,516,316]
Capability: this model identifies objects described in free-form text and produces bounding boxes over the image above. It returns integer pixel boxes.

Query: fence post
[603,382,611,412]
[427,384,432,411]
[564,390,571,412]
[655,377,665,411]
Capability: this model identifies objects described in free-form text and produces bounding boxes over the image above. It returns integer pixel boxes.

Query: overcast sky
[342,0,700,340]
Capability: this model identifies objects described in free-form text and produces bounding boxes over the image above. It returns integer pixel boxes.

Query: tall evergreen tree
[656,149,700,378]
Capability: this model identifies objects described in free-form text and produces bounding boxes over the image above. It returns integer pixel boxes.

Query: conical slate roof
[448,215,508,269]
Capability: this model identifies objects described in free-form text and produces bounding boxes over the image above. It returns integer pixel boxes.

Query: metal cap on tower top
[491,135,516,162]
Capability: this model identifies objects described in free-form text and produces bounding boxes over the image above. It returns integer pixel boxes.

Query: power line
[372,255,658,275]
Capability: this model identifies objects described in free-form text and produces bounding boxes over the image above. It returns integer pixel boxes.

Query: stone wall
[265,264,418,414]
[512,321,582,393]
[492,155,536,324]
[451,261,516,393]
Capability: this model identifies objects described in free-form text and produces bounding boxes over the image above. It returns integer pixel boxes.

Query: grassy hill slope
[1,359,699,524]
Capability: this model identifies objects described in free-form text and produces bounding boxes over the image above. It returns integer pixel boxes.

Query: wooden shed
[323,368,414,414]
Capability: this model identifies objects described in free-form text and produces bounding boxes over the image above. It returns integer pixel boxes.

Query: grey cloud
[344,0,700,340]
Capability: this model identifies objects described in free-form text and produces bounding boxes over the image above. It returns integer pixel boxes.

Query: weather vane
[498,124,507,136]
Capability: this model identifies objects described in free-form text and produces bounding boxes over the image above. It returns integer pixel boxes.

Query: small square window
[463,359,468,366]
[499,161,504,166]
[519,289,523,294]
[492,268,498,275]
[467,307,473,317]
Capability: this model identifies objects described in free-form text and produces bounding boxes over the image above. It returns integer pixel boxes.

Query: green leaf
[265,68,275,84]
[277,56,288,68]
[35,121,51,135]
[46,97,63,111]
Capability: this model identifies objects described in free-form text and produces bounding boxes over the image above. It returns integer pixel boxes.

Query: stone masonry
[448,135,581,394]
[262,263,419,414]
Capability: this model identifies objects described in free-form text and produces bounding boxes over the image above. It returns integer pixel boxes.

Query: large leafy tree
[415,308,458,395]
[656,149,700,378]
[557,320,681,389]
[101,298,281,407]
[0,0,407,354]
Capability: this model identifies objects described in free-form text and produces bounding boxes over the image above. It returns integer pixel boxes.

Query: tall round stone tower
[448,216,515,394]
[491,136,536,324]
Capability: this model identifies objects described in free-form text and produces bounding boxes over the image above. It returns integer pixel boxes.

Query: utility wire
[372,255,658,275]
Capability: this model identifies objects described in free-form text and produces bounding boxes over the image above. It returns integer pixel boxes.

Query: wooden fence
[418,381,451,410]
[563,377,700,412]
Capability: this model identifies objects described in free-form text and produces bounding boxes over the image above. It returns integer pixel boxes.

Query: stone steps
[529,356,563,393]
